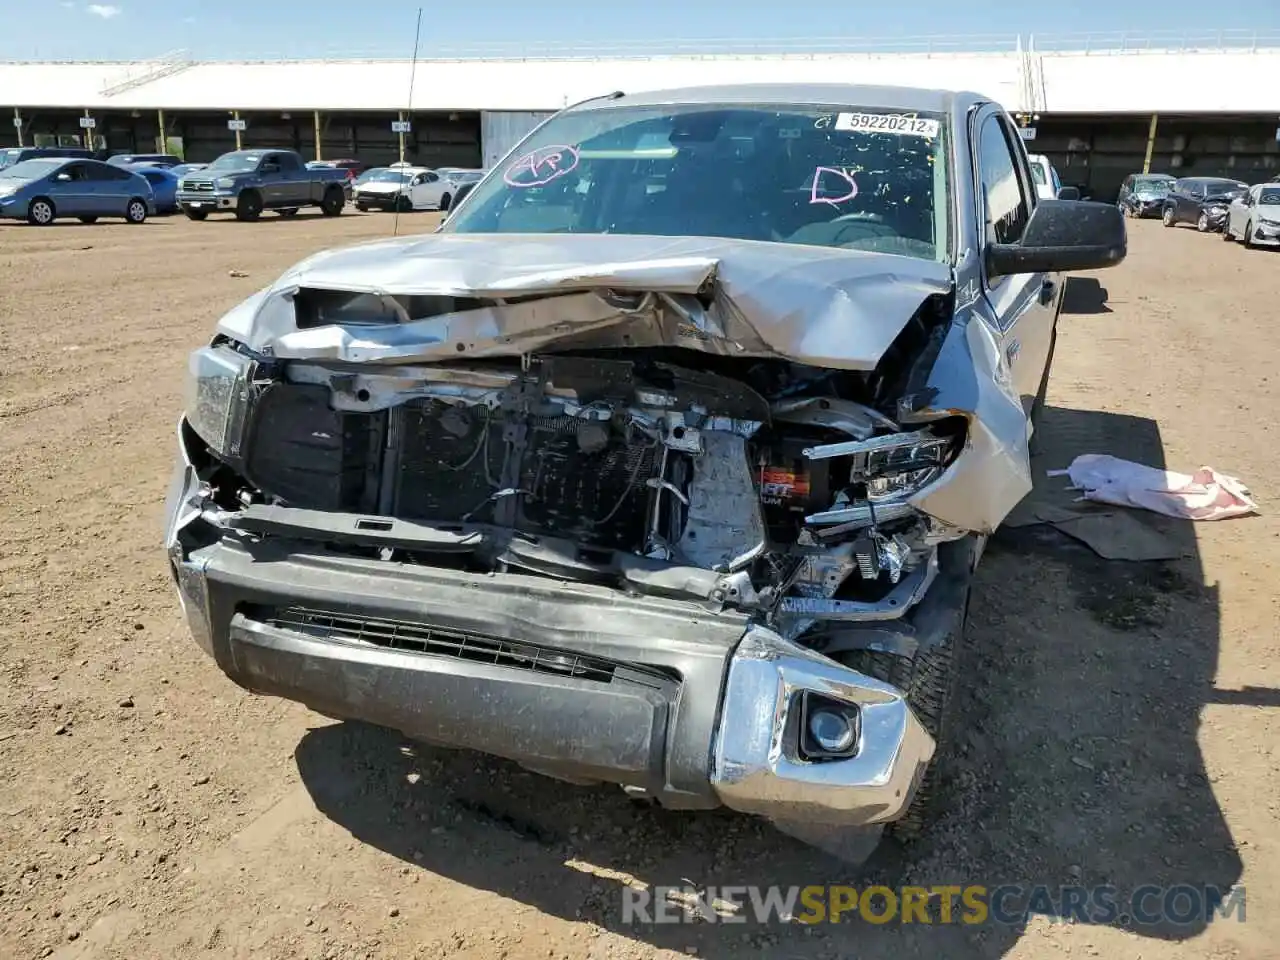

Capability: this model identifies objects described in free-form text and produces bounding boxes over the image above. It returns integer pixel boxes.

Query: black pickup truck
[176,149,349,221]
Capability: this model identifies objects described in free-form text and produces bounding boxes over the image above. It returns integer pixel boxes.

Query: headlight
[0,184,17,198]
[185,344,254,459]
[802,422,965,503]
[215,177,237,189]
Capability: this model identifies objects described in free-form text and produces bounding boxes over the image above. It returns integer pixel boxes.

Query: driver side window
[977,114,1031,248]
[261,156,281,173]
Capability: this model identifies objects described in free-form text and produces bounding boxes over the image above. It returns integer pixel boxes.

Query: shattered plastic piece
[1049,454,1257,521]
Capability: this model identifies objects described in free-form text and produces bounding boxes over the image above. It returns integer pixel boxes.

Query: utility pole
[1142,114,1159,175]
[12,108,22,148]
[314,110,322,161]
[157,109,167,154]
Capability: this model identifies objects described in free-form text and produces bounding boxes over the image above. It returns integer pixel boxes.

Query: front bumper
[1130,198,1166,218]
[352,191,403,210]
[177,190,238,211]
[165,430,939,826]
[1250,221,1280,245]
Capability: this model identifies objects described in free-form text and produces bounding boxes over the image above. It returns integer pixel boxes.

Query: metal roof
[579,84,987,113]
[2,46,1280,114]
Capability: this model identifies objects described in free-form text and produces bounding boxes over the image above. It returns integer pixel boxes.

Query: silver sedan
[0,157,155,225]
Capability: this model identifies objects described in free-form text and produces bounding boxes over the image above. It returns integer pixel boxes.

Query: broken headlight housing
[184,343,255,460]
[803,423,963,504]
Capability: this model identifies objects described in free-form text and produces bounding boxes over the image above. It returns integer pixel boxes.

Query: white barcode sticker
[835,112,940,138]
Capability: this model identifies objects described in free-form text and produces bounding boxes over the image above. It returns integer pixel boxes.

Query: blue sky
[4,0,1280,60]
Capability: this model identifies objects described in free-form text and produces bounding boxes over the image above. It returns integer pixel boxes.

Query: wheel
[395,194,412,213]
[355,203,370,212]
[1243,220,1254,249]
[1162,207,1175,227]
[125,197,148,224]
[235,190,263,222]
[27,198,56,225]
[183,208,208,221]
[77,216,98,224]
[439,192,452,211]
[1222,220,1234,241]
[834,585,971,842]
[320,187,344,216]
[278,208,299,217]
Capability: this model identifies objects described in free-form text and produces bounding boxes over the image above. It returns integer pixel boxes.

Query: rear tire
[1223,221,1234,241]
[77,215,98,224]
[125,198,148,224]
[235,190,263,222]
[320,186,344,216]
[27,197,56,225]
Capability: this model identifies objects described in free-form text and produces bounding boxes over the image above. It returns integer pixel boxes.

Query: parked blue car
[128,164,180,214]
[0,157,154,225]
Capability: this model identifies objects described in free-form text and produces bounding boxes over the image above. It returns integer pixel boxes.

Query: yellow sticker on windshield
[835,113,939,138]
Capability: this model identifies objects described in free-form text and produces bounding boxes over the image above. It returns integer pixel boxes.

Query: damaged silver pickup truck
[165,83,1125,854]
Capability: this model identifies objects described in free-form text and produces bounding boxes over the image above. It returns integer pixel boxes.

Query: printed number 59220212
[834,113,940,138]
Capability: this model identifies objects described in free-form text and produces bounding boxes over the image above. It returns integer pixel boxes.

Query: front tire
[125,198,148,224]
[1223,220,1234,241]
[1196,212,1210,232]
[1162,207,1175,227]
[835,587,971,842]
[320,187,345,216]
[27,198,56,225]
[1243,220,1255,249]
[235,190,263,222]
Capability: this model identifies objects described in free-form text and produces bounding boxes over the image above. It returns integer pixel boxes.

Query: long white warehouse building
[3,37,1279,198]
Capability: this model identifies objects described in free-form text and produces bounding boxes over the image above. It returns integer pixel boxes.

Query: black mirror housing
[1056,185,1081,201]
[986,199,1126,278]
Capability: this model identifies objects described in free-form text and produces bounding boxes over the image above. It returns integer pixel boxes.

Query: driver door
[973,106,1058,417]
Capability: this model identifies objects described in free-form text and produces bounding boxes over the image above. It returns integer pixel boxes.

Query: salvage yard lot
[1,212,1278,960]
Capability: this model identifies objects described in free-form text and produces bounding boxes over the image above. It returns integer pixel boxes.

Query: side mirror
[986,199,1126,277]
[1056,185,1081,201]
[54,173,72,182]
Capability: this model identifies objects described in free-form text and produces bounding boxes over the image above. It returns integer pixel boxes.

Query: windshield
[1258,187,1280,205]
[444,102,950,262]
[208,152,263,172]
[1203,180,1247,199]
[366,169,413,183]
[0,159,61,181]
[0,148,25,169]
[1134,177,1172,195]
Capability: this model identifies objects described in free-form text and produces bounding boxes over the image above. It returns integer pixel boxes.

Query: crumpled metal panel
[906,313,1033,533]
[216,233,952,372]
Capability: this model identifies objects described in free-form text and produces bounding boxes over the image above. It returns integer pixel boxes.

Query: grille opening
[251,605,637,685]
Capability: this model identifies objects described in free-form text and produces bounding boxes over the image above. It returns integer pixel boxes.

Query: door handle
[1039,279,1057,306]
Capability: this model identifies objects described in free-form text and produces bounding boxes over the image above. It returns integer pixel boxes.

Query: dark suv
[1162,176,1249,232]
[1117,173,1174,218]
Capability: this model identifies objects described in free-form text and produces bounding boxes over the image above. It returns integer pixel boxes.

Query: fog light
[809,709,857,754]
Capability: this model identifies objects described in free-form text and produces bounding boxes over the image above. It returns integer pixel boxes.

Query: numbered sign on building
[391,120,412,134]
[227,119,247,131]
[79,116,96,129]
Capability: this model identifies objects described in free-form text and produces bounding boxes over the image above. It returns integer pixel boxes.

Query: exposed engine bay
[196,341,970,641]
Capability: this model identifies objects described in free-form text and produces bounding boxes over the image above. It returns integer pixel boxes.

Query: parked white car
[1223,182,1280,248]
[1026,153,1062,201]
[351,165,455,212]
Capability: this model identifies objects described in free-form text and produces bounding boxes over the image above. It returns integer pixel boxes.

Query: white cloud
[86,4,122,18]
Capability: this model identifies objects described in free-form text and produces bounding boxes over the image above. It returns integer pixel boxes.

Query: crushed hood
[218,233,953,371]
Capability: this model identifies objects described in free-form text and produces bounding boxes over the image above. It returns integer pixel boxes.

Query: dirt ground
[1,209,1278,960]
